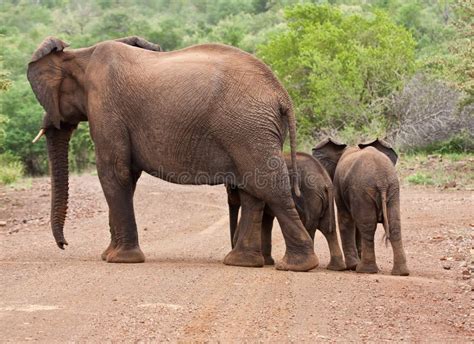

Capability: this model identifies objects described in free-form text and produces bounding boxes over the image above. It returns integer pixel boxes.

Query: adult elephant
[27,36,318,271]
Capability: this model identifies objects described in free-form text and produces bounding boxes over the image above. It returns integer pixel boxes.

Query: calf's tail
[379,188,390,246]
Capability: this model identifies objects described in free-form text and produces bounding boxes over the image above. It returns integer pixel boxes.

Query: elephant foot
[263,255,275,266]
[345,256,360,271]
[276,252,319,272]
[106,245,145,263]
[356,261,379,274]
[327,256,346,271]
[391,264,410,276]
[101,241,116,261]
[223,249,264,267]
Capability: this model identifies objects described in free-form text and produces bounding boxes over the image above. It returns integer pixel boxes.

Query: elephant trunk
[45,126,74,249]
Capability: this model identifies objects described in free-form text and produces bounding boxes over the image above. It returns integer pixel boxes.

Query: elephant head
[27,37,88,249]
[358,138,398,165]
[27,36,161,249]
[312,138,347,180]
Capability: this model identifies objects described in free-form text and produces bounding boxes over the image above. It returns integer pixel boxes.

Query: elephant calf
[227,152,346,271]
[313,138,409,276]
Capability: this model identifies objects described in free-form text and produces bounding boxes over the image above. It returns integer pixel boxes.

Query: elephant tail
[379,188,390,246]
[326,186,336,233]
[281,103,301,197]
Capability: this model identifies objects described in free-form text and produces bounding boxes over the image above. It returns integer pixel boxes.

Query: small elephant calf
[313,138,409,276]
[227,152,346,271]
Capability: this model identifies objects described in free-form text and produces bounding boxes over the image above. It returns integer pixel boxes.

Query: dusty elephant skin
[313,138,409,276]
[27,36,318,271]
[227,152,345,270]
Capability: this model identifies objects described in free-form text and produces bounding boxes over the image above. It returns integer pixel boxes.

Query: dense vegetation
[0,0,472,181]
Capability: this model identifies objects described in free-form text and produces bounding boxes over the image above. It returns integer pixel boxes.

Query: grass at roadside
[0,154,24,185]
[398,153,474,189]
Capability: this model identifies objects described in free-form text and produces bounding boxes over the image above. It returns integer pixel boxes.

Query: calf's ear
[312,138,347,180]
[358,138,398,165]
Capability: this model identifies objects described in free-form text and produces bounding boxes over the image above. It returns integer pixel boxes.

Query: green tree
[258,4,416,139]
[449,0,473,102]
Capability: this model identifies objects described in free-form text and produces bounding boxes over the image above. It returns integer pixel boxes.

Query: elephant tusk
[32,129,46,143]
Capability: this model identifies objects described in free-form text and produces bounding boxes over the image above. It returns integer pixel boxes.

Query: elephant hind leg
[336,201,359,270]
[355,222,379,274]
[387,199,409,276]
[321,229,346,271]
[266,201,319,271]
[390,239,409,276]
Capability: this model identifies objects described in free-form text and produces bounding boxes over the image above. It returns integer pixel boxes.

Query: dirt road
[1,174,472,342]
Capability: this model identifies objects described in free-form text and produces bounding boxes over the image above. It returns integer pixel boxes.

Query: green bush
[404,132,474,154]
[406,172,434,186]
[426,133,474,154]
[0,153,24,185]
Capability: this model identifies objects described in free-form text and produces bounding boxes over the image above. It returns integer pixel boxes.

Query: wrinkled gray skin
[313,138,409,276]
[27,36,319,271]
[227,152,346,270]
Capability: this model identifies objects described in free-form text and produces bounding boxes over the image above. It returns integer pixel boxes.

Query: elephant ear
[312,138,347,180]
[115,36,162,52]
[358,138,398,165]
[27,37,69,129]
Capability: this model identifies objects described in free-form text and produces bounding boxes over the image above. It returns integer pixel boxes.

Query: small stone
[443,264,451,270]
[0,221,6,226]
[431,235,445,242]
[443,181,457,189]
[143,227,148,231]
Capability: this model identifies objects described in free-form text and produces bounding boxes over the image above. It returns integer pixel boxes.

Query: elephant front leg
[226,185,241,249]
[321,229,346,271]
[101,217,116,261]
[100,170,142,262]
[96,146,144,263]
[224,190,265,267]
[229,204,239,249]
[261,212,275,265]
[355,228,362,259]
